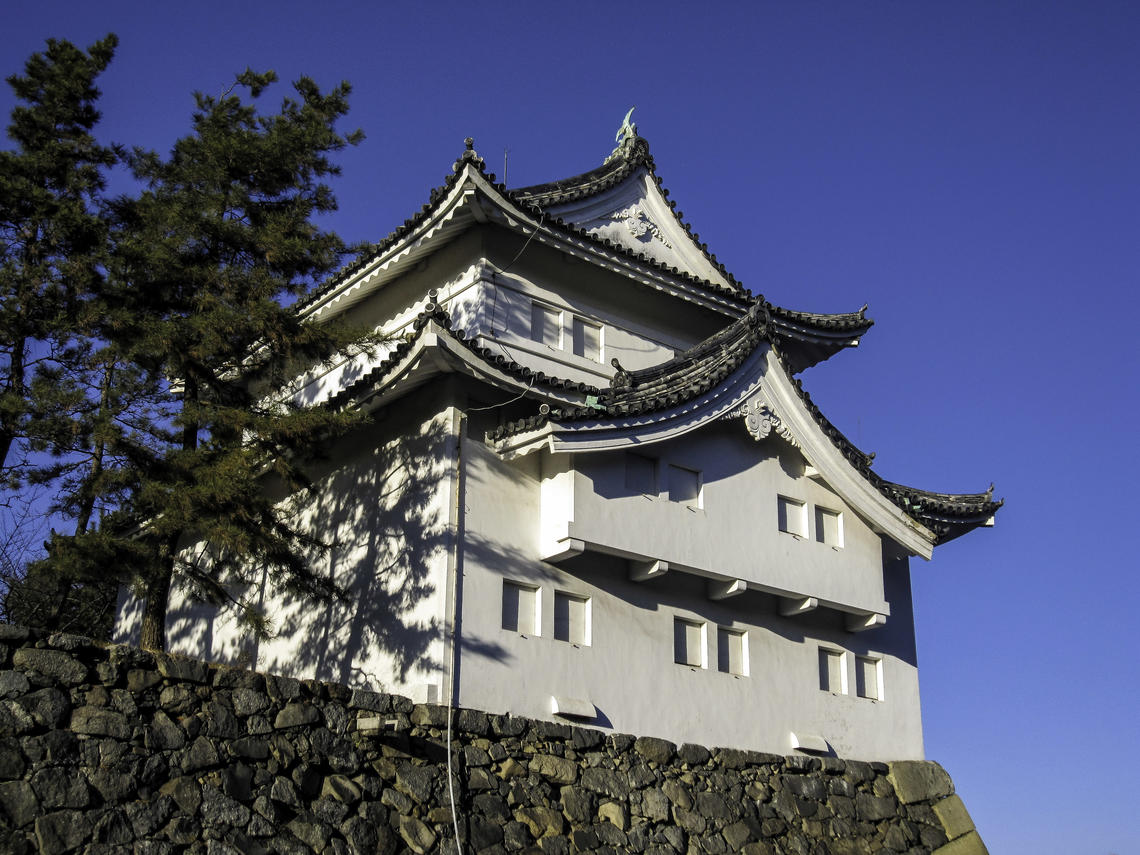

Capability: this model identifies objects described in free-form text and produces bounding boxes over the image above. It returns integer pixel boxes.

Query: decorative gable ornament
[611,203,672,248]
[741,395,799,448]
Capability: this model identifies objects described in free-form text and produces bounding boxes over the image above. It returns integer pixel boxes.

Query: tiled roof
[512,134,750,298]
[488,299,1001,546]
[325,300,600,413]
[301,137,871,368]
[769,304,872,333]
[782,368,1003,544]
[511,135,657,207]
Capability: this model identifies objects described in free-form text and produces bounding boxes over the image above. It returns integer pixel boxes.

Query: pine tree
[0,35,118,478]
[101,69,369,651]
[0,36,122,630]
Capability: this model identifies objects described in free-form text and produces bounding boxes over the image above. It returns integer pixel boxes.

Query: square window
[856,656,881,700]
[531,302,561,349]
[572,317,602,362]
[818,648,847,694]
[502,580,540,636]
[778,496,807,537]
[815,507,843,547]
[554,592,590,645]
[717,627,748,676]
[625,453,657,495]
[668,464,702,507]
[674,618,706,668]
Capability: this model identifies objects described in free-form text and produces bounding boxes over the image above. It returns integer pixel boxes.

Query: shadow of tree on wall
[248,414,455,692]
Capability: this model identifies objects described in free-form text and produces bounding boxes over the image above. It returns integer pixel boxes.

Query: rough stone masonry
[0,626,987,854]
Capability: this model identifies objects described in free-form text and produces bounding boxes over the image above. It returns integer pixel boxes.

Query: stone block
[634,736,676,764]
[854,792,896,822]
[34,809,92,855]
[0,671,30,699]
[933,830,990,855]
[515,805,564,838]
[598,800,628,830]
[321,773,362,804]
[457,707,489,735]
[888,761,955,804]
[18,688,69,729]
[580,766,630,799]
[274,702,320,729]
[410,703,448,727]
[933,794,976,840]
[397,815,437,854]
[529,753,578,784]
[348,688,389,711]
[12,649,87,685]
[155,655,209,684]
[0,780,38,827]
[70,706,129,739]
[126,669,162,692]
[678,742,712,766]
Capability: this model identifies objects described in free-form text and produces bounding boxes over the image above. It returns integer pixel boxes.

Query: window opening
[502,580,540,636]
[625,453,657,496]
[818,647,847,694]
[717,627,748,676]
[554,592,590,645]
[856,656,881,700]
[668,464,702,507]
[778,496,807,537]
[674,618,706,668]
[815,507,843,547]
[531,302,561,349]
[572,317,602,362]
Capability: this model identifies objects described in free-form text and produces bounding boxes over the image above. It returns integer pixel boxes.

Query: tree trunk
[43,364,113,629]
[140,377,198,652]
[139,556,173,651]
[0,335,28,472]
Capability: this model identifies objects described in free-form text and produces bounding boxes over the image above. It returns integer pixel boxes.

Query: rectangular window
[554,592,590,645]
[778,496,807,537]
[668,464,702,507]
[531,302,561,349]
[572,317,602,362]
[856,656,881,700]
[815,507,843,547]
[625,453,657,496]
[502,580,540,636]
[818,648,847,694]
[674,618,706,668]
[717,627,748,676]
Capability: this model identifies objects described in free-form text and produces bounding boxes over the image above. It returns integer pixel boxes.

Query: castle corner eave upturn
[489,299,1001,559]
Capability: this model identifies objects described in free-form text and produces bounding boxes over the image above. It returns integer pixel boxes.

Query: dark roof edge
[325,301,601,413]
[511,134,750,295]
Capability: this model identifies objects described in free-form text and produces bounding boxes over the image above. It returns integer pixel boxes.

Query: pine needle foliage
[0,35,118,479]
[98,69,371,650]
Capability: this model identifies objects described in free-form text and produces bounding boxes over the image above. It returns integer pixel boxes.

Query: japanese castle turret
[117,116,1001,760]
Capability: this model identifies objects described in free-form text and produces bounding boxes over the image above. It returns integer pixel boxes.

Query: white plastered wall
[118,396,459,702]
[455,420,924,760]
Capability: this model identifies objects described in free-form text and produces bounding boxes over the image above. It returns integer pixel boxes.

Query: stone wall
[0,626,986,854]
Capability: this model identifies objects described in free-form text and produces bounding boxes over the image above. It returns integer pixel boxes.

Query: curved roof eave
[301,140,874,370]
[326,304,599,414]
[488,300,1001,556]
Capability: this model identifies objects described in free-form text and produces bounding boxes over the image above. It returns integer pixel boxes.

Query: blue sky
[4,3,1138,851]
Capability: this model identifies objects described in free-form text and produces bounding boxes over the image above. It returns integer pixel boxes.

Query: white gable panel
[544,169,732,288]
